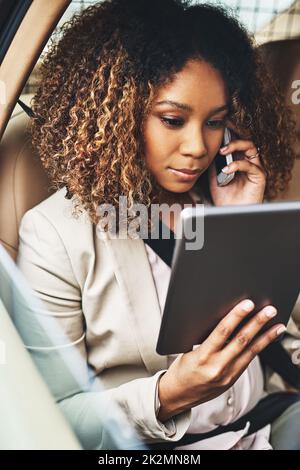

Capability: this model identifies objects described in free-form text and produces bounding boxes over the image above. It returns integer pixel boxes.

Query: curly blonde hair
[30,0,296,224]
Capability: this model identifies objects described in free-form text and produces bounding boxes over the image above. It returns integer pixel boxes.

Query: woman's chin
[160,181,197,194]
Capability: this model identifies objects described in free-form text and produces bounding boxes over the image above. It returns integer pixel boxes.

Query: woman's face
[143,59,229,194]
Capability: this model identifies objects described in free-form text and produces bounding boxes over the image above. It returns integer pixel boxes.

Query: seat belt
[17,99,34,118]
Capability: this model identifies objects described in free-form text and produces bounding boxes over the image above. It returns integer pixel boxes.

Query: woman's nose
[180,128,208,159]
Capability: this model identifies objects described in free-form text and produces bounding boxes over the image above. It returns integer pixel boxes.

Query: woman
[17,0,299,450]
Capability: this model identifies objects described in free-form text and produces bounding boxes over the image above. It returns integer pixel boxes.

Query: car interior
[0,0,299,450]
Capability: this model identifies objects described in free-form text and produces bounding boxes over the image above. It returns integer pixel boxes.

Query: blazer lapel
[103,233,169,374]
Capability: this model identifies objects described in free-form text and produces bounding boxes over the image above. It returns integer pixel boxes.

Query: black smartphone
[215,128,235,186]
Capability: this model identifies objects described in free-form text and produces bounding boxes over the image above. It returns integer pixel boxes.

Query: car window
[20,0,299,100]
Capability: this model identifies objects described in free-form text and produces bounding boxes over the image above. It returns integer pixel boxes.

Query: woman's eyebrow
[208,104,230,115]
[155,100,229,115]
[155,100,193,112]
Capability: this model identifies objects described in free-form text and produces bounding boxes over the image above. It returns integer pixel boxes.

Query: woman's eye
[160,117,184,128]
[206,119,226,129]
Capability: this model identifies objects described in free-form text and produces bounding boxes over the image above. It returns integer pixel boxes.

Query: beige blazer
[17,187,192,449]
[17,187,300,450]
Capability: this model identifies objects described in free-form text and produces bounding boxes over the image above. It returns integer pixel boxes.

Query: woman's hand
[208,123,266,206]
[157,299,286,422]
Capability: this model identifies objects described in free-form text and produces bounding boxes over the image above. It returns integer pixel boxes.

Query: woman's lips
[168,167,202,181]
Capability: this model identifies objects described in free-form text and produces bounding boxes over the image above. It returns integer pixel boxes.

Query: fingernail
[277,325,287,336]
[264,306,277,318]
[222,166,230,173]
[242,299,255,312]
[220,146,228,153]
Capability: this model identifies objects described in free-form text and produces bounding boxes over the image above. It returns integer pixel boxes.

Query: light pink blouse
[144,199,272,449]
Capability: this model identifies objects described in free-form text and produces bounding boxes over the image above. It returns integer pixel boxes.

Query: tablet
[156,201,300,355]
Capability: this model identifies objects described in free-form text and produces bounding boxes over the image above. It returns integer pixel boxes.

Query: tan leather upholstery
[0,97,52,260]
[0,0,71,141]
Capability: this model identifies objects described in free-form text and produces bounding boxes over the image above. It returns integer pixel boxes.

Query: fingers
[221,158,266,182]
[244,147,261,166]
[220,140,263,170]
[220,139,254,154]
[204,299,256,354]
[221,305,280,362]
[234,323,287,372]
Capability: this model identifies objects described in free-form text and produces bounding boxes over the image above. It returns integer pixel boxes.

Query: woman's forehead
[152,60,228,115]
